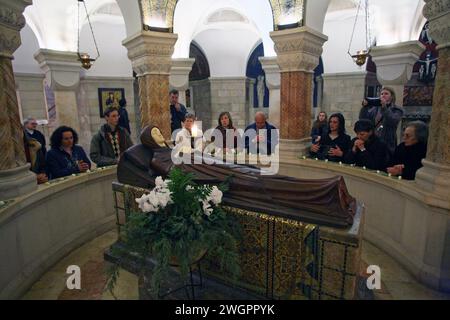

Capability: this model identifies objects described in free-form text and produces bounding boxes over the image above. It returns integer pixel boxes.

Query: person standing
[367,87,403,155]
[23,117,47,157]
[169,89,187,134]
[118,98,131,134]
[90,107,133,167]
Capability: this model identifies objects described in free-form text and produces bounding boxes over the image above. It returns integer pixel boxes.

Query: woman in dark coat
[46,126,91,179]
[387,121,428,180]
[367,87,404,155]
[311,111,328,143]
[310,113,351,163]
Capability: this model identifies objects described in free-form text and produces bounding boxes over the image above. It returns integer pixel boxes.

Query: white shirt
[175,128,203,153]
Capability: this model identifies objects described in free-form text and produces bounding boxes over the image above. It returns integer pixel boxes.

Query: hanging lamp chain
[347,0,363,58]
[77,0,100,60]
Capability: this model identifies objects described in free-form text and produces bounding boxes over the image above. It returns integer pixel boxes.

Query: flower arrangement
[106,167,240,298]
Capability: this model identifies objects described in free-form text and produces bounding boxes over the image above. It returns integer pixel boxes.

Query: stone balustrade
[0,167,117,299]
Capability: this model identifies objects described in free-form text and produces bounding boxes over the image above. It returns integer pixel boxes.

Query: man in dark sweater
[23,117,47,157]
[344,119,389,171]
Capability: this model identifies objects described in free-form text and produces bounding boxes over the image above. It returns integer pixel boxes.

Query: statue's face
[151,128,166,147]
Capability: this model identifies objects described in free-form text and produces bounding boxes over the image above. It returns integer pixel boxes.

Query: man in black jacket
[23,117,47,157]
[344,119,389,171]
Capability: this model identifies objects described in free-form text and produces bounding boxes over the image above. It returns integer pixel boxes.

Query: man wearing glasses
[23,117,47,157]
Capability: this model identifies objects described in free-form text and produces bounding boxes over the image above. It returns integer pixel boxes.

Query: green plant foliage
[106,167,240,298]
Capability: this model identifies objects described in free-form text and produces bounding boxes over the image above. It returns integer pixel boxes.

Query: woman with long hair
[311,111,328,143]
[310,113,351,162]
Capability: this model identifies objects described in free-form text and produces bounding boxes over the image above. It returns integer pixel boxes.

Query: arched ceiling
[140,0,308,32]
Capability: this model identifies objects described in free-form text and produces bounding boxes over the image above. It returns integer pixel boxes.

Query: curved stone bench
[0,167,117,299]
[279,158,450,293]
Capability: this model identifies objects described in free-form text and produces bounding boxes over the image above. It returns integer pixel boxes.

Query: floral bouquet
[106,167,240,298]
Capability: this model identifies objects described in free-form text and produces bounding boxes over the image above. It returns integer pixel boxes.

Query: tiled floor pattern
[21,230,450,300]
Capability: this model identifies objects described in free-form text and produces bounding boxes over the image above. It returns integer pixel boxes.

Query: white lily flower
[209,186,223,205]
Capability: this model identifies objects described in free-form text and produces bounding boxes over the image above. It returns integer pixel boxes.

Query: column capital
[259,57,280,90]
[270,26,327,73]
[0,0,32,57]
[34,49,82,91]
[371,40,425,85]
[122,30,178,76]
[423,0,450,48]
[169,58,195,90]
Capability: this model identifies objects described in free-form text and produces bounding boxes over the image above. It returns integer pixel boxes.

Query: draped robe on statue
[117,126,356,228]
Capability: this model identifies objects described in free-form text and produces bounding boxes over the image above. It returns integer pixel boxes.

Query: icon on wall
[98,88,125,117]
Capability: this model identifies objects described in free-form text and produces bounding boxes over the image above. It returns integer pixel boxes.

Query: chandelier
[77,0,100,69]
[347,0,372,66]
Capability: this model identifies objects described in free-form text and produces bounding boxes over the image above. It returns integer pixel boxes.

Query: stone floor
[21,229,450,300]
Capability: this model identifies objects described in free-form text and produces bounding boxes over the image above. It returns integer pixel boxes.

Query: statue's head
[140,125,166,149]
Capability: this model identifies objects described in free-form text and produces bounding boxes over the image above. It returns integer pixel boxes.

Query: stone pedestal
[259,57,280,128]
[123,31,178,140]
[33,49,82,134]
[169,58,195,107]
[270,27,327,159]
[0,0,36,200]
[371,41,425,106]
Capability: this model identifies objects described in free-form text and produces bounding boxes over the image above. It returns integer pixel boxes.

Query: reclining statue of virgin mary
[117,125,357,228]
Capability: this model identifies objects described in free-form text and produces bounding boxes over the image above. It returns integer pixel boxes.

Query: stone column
[0,0,37,200]
[169,58,195,108]
[416,0,450,200]
[259,57,281,128]
[371,41,425,106]
[270,27,328,160]
[123,31,177,139]
[33,49,82,134]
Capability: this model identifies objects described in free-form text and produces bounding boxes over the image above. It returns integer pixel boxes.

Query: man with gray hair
[244,112,278,155]
[23,117,47,157]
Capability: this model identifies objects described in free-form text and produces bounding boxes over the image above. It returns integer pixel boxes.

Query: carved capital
[169,58,195,90]
[34,49,82,91]
[0,0,32,56]
[423,0,450,47]
[122,30,178,76]
[270,26,327,73]
[371,41,425,85]
[259,57,280,89]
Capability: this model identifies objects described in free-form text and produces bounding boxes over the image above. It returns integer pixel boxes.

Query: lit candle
[325,159,329,163]
[388,173,392,177]
[339,161,342,166]
[376,170,380,174]
[363,166,366,170]
[315,157,318,161]
[191,124,198,138]
[398,176,402,180]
